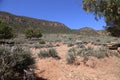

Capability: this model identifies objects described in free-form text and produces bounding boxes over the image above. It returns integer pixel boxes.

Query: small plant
[66,51,76,64]
[66,48,77,64]
[48,48,59,59]
[38,50,50,58]
[39,39,46,44]
[38,48,60,59]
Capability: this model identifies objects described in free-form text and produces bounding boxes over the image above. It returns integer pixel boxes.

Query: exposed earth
[30,43,120,80]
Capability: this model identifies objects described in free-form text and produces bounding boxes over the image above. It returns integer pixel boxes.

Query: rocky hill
[0,11,71,33]
[97,30,108,35]
[76,27,99,36]
[0,11,106,35]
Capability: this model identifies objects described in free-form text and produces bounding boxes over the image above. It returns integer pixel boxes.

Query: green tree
[25,27,42,39]
[0,21,14,39]
[82,0,120,37]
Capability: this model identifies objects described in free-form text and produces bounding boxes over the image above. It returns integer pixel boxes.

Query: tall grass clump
[0,46,35,80]
[66,48,77,64]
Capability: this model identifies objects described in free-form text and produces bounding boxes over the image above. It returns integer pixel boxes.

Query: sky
[0,0,106,30]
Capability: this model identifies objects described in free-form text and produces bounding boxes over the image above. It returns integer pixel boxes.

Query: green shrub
[66,51,76,64]
[95,47,120,58]
[25,27,42,39]
[0,21,14,39]
[38,48,60,59]
[66,48,76,64]
[38,50,50,58]
[94,47,110,58]
[0,46,35,80]
[48,48,59,58]
[76,47,111,59]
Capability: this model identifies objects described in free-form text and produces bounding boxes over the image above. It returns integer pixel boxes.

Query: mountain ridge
[0,11,71,33]
[0,11,105,35]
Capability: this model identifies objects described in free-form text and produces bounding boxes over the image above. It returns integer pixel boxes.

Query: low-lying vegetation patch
[66,46,120,64]
[38,48,60,59]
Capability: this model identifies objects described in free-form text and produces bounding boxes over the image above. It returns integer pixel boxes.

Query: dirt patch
[32,44,120,80]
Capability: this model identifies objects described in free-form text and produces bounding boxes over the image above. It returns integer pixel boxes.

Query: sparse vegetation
[66,45,120,64]
[38,48,60,59]
[0,9,120,80]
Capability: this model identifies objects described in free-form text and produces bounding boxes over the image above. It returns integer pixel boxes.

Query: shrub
[38,48,60,59]
[0,46,35,80]
[66,48,76,64]
[39,39,46,44]
[96,47,120,58]
[0,21,14,39]
[48,48,59,59]
[25,27,42,39]
[38,50,50,58]
[76,47,111,59]
[66,51,76,64]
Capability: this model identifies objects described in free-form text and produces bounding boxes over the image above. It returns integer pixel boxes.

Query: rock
[117,47,120,53]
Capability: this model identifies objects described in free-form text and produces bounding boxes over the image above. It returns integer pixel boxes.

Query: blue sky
[0,0,106,30]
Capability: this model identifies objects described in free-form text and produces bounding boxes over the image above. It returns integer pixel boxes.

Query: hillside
[0,11,106,35]
[77,27,99,36]
[0,11,71,33]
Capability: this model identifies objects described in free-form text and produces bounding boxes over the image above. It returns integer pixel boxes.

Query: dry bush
[0,46,35,80]
[38,48,60,59]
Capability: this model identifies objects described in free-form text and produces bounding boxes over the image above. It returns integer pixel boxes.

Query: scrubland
[1,33,120,80]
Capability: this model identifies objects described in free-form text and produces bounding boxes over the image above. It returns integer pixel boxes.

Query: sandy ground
[30,44,120,80]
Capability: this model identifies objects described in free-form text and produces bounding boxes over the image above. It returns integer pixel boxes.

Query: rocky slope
[0,11,71,33]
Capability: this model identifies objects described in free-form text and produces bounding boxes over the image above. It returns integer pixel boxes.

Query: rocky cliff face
[0,11,71,33]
